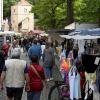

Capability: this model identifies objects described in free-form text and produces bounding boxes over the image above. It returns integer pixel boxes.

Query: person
[0,51,29,100]
[22,37,28,52]
[28,39,42,60]
[73,44,79,60]
[0,49,5,77]
[84,41,88,53]
[8,41,21,59]
[2,40,10,59]
[41,42,46,59]
[43,42,55,81]
[27,55,45,100]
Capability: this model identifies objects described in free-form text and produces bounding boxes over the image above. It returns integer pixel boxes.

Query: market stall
[59,29,100,100]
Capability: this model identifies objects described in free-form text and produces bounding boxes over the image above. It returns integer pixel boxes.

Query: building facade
[0,0,3,31]
[11,0,34,32]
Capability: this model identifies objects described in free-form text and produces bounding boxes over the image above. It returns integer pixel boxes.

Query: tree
[74,0,100,26]
[32,0,67,30]
[67,0,74,25]
[3,0,19,18]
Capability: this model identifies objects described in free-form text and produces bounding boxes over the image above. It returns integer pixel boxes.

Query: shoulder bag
[30,65,45,86]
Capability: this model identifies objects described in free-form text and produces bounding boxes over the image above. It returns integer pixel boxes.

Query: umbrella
[60,35,72,39]
[40,33,48,36]
[33,30,44,34]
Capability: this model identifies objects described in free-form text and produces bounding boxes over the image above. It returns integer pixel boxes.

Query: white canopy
[72,35,100,40]
[60,35,72,39]
[60,34,100,40]
[40,33,48,36]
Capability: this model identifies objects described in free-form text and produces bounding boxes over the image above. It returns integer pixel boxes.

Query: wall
[18,5,32,23]
[0,0,3,30]
[11,3,34,32]
[11,5,18,31]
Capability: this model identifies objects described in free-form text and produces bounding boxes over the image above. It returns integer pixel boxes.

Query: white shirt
[10,46,21,58]
[5,59,27,88]
[41,45,45,54]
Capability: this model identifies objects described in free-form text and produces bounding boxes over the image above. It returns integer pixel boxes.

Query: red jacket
[28,64,45,92]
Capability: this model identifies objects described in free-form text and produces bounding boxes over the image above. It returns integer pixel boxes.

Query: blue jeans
[27,91,41,100]
[44,67,52,78]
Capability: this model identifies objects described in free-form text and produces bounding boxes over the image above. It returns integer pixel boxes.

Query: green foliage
[74,0,100,24]
[3,0,20,18]
[3,0,100,29]
[32,0,67,29]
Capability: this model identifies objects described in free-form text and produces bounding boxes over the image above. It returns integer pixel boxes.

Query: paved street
[21,52,63,100]
[0,51,99,100]
[0,51,63,100]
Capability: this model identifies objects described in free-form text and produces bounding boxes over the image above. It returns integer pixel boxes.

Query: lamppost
[0,0,3,31]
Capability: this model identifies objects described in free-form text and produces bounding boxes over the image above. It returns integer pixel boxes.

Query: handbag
[30,65,45,86]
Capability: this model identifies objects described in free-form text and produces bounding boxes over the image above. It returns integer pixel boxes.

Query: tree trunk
[98,8,100,27]
[67,0,74,25]
[51,8,56,29]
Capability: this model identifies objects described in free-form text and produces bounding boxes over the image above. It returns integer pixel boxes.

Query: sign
[94,57,100,65]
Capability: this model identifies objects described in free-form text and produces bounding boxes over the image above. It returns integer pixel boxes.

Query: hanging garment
[82,54,100,73]
[69,66,81,100]
[60,59,70,72]
[60,50,66,61]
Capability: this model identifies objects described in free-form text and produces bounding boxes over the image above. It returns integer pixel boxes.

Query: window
[14,9,15,12]
[24,8,27,13]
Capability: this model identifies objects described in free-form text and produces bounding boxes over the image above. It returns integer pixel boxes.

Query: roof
[69,28,100,36]
[13,0,32,6]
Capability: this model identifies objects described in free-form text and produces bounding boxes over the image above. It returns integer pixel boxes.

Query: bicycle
[48,80,70,100]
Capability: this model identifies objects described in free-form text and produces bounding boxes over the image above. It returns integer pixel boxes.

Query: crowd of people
[0,36,55,100]
[0,35,99,100]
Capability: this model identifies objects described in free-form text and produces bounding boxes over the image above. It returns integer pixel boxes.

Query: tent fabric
[69,28,100,36]
[28,30,44,35]
[60,28,100,40]
[60,35,100,40]
[60,35,72,39]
